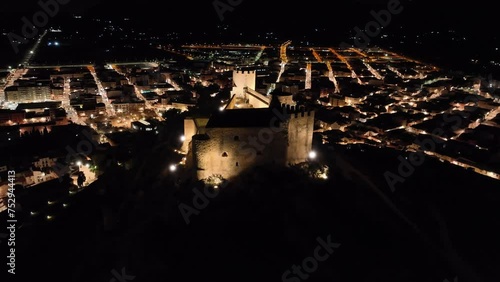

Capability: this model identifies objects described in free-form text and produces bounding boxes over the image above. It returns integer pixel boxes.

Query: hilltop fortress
[183,70,315,180]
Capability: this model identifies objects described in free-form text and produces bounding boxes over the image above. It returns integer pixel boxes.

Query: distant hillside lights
[340,0,403,48]
[7,0,70,54]
[213,0,243,21]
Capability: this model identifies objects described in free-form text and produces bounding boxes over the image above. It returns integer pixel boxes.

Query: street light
[308,151,317,160]
[169,165,177,172]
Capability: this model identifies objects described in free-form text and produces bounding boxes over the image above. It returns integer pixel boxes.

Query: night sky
[1,0,496,35]
[1,0,498,75]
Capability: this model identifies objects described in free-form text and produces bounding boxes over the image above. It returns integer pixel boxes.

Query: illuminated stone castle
[231,69,256,98]
[183,70,314,180]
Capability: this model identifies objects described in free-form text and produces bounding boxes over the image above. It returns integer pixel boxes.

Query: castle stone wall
[286,110,315,164]
[193,126,288,180]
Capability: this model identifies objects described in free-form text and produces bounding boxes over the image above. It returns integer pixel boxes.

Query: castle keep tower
[231,69,256,98]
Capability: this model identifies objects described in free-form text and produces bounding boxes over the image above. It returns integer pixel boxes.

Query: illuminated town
[1,43,498,200]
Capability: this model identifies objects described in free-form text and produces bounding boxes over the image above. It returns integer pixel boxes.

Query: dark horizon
[2,0,498,77]
[1,0,497,33]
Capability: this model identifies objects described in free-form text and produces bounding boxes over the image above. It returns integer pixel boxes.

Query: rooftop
[17,101,62,110]
[206,108,283,128]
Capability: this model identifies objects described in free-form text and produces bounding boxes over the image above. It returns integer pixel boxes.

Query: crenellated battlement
[235,70,256,74]
[276,103,314,119]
